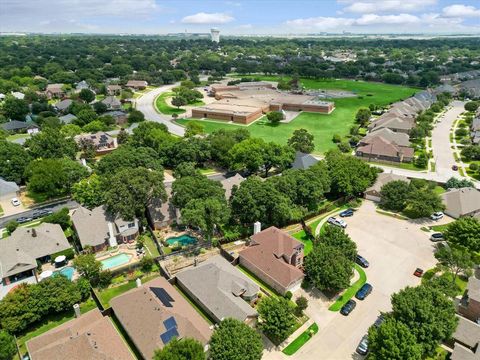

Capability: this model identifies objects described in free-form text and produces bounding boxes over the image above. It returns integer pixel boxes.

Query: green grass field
[282,323,319,355]
[177,77,417,154]
[329,264,367,311]
[155,92,205,116]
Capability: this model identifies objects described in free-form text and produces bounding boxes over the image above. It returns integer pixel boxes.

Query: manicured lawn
[367,160,426,171]
[177,77,417,154]
[329,264,367,311]
[430,223,451,232]
[7,133,31,141]
[142,233,160,257]
[282,323,319,356]
[292,229,314,256]
[14,298,97,359]
[155,92,186,115]
[96,274,159,308]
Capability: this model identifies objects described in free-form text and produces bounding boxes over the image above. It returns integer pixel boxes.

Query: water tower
[211,28,220,43]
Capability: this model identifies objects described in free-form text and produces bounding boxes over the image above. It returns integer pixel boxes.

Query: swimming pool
[53,266,74,281]
[166,234,197,246]
[101,253,132,270]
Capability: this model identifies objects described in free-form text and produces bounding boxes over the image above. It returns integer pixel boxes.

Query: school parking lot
[264,200,449,360]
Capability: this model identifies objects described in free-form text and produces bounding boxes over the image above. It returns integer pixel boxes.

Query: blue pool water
[53,266,74,281]
[101,253,132,270]
[166,234,197,246]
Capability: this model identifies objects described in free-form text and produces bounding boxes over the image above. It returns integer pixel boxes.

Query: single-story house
[360,128,411,148]
[451,316,480,360]
[59,113,77,124]
[238,226,304,295]
[459,276,480,323]
[74,132,118,154]
[11,91,25,100]
[356,135,414,163]
[110,277,212,359]
[147,188,180,230]
[0,224,71,286]
[220,173,245,199]
[71,206,139,252]
[107,84,122,96]
[126,80,148,90]
[101,96,122,110]
[0,178,19,201]
[1,120,40,134]
[364,172,410,202]
[104,110,128,125]
[291,151,319,170]
[45,83,66,99]
[54,99,73,113]
[176,255,259,324]
[26,308,134,360]
[441,187,480,219]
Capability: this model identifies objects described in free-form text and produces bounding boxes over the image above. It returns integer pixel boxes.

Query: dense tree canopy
[287,128,315,153]
[153,338,205,360]
[25,128,78,159]
[172,175,225,210]
[0,330,16,360]
[0,140,31,184]
[444,217,480,252]
[258,296,297,344]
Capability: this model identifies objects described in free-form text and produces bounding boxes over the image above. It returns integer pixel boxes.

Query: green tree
[73,254,102,283]
[82,120,107,133]
[75,108,97,126]
[266,111,283,124]
[318,225,357,261]
[5,221,19,235]
[153,338,205,360]
[368,318,422,360]
[171,96,187,108]
[96,146,163,175]
[258,296,297,344]
[445,177,474,189]
[2,97,29,120]
[0,330,16,360]
[172,175,225,210]
[0,140,31,183]
[139,256,155,273]
[391,285,458,356]
[294,296,308,317]
[60,124,83,137]
[304,243,354,292]
[403,186,443,219]
[464,101,479,112]
[379,180,411,211]
[103,167,166,220]
[444,217,480,252]
[78,88,95,103]
[72,174,104,209]
[435,246,474,283]
[128,109,145,124]
[25,128,78,159]
[173,162,199,179]
[41,207,71,230]
[287,128,315,153]
[185,121,204,137]
[209,318,263,360]
[181,198,230,241]
[355,108,371,126]
[25,158,88,199]
[461,145,480,161]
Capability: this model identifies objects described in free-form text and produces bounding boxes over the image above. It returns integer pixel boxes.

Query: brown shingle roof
[239,227,304,289]
[26,309,134,360]
[357,135,414,160]
[110,277,211,359]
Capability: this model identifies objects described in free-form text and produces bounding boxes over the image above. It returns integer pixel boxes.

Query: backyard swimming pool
[166,234,197,246]
[53,266,74,281]
[101,253,132,270]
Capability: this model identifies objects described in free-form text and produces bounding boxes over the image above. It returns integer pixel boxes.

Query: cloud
[340,0,437,13]
[285,17,354,29]
[354,13,420,25]
[442,4,480,17]
[285,14,420,29]
[181,12,234,24]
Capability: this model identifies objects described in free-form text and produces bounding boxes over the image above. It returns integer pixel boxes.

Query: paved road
[135,84,186,136]
[431,100,466,180]
[0,199,79,227]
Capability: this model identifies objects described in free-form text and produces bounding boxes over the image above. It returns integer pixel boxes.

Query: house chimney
[136,278,142,288]
[253,221,261,234]
[73,303,81,318]
[32,229,37,237]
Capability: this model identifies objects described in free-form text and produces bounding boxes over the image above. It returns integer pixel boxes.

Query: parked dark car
[339,208,354,217]
[414,268,424,277]
[430,233,444,242]
[16,216,33,224]
[373,314,385,328]
[356,335,369,356]
[355,283,373,300]
[356,255,370,268]
[340,299,357,316]
[32,209,53,219]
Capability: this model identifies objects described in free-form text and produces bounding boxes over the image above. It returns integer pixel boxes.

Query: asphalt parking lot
[264,200,447,360]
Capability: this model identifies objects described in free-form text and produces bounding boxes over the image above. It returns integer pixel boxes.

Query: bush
[97,270,113,289]
[5,221,19,235]
[140,256,155,273]
[266,111,283,124]
[285,291,293,300]
[332,134,342,143]
[470,163,478,171]
[295,296,308,316]
[51,248,75,261]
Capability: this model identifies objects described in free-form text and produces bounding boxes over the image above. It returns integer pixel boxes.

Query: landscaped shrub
[51,248,75,261]
[285,291,293,300]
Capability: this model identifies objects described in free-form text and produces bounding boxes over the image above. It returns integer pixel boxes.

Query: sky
[1,0,479,35]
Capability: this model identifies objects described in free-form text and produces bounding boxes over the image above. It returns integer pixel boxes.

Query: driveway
[0,198,27,217]
[431,101,466,181]
[264,200,440,360]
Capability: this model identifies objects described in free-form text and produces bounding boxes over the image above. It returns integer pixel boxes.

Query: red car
[414,268,424,277]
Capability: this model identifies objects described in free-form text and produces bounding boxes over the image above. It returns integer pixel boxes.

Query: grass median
[282,323,319,356]
[329,264,367,312]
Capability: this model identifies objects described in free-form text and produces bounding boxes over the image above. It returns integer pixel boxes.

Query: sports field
[176,77,418,154]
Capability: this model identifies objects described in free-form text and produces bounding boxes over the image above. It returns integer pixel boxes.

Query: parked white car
[11,197,21,207]
[430,212,444,221]
[327,216,347,228]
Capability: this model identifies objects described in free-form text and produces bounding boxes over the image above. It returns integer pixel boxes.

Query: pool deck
[95,245,141,271]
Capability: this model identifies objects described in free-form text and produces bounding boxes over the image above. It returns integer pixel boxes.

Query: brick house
[459,276,480,323]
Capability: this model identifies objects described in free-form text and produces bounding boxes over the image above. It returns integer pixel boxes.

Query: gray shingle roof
[71,206,110,248]
[291,152,319,170]
[441,187,480,217]
[220,173,245,199]
[454,316,480,349]
[176,255,258,322]
[0,224,71,279]
[1,120,39,131]
[0,178,19,197]
[59,114,77,124]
